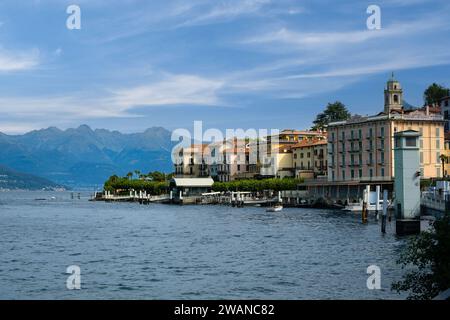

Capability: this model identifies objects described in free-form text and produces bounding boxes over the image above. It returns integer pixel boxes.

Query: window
[359,169,363,178]
[405,137,417,147]
[420,168,424,177]
[420,139,424,148]
[445,100,449,107]
[394,95,399,103]
[437,168,441,178]
[358,129,362,139]
[332,171,335,181]
[381,168,385,177]
[331,132,335,141]
[380,127,385,137]
[294,153,297,159]
[436,140,440,149]
[342,170,346,180]
[437,152,441,164]
[237,165,241,171]
[351,170,355,179]
[436,127,440,137]
[369,169,373,178]
[380,152,384,164]
[420,152,423,164]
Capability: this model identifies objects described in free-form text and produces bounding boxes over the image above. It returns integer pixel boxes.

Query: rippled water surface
[0,191,408,299]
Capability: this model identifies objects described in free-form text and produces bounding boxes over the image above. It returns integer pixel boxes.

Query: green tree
[424,83,449,106]
[392,214,450,300]
[126,172,133,180]
[312,101,351,130]
[149,171,166,182]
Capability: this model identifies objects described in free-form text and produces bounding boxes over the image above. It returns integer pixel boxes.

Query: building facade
[327,77,445,182]
[291,139,328,179]
[441,96,450,132]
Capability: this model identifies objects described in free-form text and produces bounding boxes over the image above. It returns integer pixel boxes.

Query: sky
[0,0,449,134]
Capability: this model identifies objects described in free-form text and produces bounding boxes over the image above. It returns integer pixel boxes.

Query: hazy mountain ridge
[0,164,65,191]
[0,125,175,188]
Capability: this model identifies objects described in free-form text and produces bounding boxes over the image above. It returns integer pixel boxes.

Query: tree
[392,214,450,300]
[424,83,449,106]
[312,101,351,131]
[149,171,166,182]
[126,172,133,180]
[440,154,448,178]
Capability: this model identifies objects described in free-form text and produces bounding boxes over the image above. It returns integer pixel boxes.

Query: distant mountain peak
[0,124,175,187]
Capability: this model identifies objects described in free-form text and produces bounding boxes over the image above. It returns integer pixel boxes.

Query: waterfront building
[209,139,250,182]
[443,133,450,177]
[174,144,210,177]
[169,177,214,199]
[291,139,328,179]
[327,76,445,182]
[248,129,326,178]
[441,96,450,132]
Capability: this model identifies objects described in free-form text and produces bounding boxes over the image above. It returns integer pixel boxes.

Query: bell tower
[384,72,403,113]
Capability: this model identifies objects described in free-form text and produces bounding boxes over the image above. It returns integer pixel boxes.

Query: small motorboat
[266,204,283,212]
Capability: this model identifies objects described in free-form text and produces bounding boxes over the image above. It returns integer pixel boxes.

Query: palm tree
[126,172,133,180]
[134,170,141,179]
[439,154,448,178]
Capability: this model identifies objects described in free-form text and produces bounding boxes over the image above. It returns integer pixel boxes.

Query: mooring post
[375,185,381,220]
[381,189,387,234]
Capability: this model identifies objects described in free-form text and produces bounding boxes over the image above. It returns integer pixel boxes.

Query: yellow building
[249,129,326,178]
[291,139,328,179]
[327,77,445,182]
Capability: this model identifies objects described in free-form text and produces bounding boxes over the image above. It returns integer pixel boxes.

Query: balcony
[348,162,361,167]
[366,161,375,166]
[348,148,360,153]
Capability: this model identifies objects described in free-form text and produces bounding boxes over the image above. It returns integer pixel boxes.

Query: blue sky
[0,0,449,134]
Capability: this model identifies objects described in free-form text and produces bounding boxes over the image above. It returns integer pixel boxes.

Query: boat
[266,204,283,212]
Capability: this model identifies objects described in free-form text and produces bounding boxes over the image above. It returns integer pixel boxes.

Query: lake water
[0,191,408,299]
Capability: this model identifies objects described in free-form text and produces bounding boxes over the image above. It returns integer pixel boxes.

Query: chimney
[426,105,430,116]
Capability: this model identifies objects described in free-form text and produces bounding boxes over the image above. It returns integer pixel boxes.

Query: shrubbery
[104,175,169,195]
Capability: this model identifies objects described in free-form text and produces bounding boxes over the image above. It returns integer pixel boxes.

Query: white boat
[266,205,283,212]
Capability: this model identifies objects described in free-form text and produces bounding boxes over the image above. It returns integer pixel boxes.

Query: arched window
[393,95,399,103]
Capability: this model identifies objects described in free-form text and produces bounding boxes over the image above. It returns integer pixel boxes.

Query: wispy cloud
[109,74,224,107]
[0,48,40,72]
[175,0,272,27]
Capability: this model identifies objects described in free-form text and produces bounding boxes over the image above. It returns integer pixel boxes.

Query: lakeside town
[98,76,450,225]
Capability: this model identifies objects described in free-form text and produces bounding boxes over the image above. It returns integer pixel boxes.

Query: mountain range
[0,164,65,190]
[0,125,175,188]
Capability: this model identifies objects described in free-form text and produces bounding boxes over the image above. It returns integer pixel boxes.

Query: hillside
[0,165,66,190]
[0,125,175,188]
